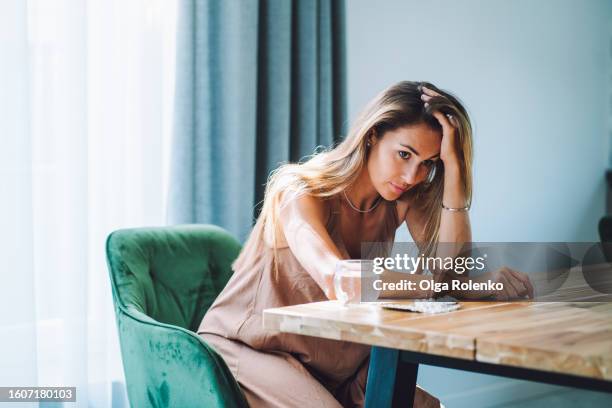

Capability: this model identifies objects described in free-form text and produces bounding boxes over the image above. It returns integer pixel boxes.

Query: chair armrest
[115,306,248,408]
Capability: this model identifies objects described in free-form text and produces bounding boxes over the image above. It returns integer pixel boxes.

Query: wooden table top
[263,300,612,381]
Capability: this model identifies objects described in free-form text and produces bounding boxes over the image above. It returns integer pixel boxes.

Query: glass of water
[334,260,370,305]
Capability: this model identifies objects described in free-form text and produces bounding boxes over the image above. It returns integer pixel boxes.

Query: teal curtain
[168,0,347,241]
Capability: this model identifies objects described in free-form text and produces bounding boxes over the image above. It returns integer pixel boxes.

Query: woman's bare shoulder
[276,192,334,249]
[279,191,333,224]
[275,191,342,264]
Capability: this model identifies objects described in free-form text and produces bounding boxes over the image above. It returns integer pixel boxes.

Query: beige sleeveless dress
[198,195,399,407]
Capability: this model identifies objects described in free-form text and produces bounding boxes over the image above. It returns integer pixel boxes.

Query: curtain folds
[168,0,346,241]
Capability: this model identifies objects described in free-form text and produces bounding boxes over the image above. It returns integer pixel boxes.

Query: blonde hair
[238,80,473,278]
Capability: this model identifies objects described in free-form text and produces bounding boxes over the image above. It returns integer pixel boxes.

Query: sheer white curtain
[0,0,176,406]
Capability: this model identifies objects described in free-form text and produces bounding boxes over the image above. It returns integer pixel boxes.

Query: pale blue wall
[347,0,610,243]
[347,0,612,406]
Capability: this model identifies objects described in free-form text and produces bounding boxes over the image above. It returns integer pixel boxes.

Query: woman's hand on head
[420,86,460,167]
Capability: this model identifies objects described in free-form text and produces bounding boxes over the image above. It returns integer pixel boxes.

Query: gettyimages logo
[372,253,487,275]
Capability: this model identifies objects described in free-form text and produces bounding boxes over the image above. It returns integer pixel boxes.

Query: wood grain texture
[475,302,612,380]
[263,300,612,380]
[263,301,507,360]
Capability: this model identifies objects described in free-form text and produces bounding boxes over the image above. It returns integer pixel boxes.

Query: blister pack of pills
[379,298,460,314]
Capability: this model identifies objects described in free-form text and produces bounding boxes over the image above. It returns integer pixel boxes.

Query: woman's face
[367,122,442,200]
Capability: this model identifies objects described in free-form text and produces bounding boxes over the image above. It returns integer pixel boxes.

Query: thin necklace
[343,190,382,213]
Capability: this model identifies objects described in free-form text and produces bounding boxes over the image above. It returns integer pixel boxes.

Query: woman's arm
[436,160,472,261]
[404,177,534,300]
[421,86,472,258]
[278,192,343,299]
[279,192,435,300]
[401,163,472,296]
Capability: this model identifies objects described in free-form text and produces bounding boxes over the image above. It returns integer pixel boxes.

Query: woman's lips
[390,182,407,194]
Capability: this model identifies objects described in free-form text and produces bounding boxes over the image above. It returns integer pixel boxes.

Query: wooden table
[263,300,612,407]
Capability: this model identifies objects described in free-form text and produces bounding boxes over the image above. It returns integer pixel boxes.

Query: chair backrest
[106,224,241,332]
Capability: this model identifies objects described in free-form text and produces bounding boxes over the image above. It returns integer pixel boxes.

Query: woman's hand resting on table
[456,266,534,301]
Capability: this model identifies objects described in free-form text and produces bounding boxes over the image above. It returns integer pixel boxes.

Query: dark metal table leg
[394,358,419,407]
[365,346,419,407]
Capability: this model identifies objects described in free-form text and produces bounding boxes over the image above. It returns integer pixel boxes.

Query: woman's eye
[398,151,410,160]
[423,160,434,168]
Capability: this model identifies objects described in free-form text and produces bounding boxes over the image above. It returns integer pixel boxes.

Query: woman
[198,81,531,407]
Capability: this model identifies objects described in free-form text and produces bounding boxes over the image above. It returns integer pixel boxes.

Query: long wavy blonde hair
[239,80,473,278]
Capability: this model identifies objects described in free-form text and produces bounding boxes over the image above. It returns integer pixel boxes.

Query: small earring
[366,141,371,147]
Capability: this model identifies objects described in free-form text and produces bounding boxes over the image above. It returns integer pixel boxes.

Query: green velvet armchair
[105,225,249,408]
